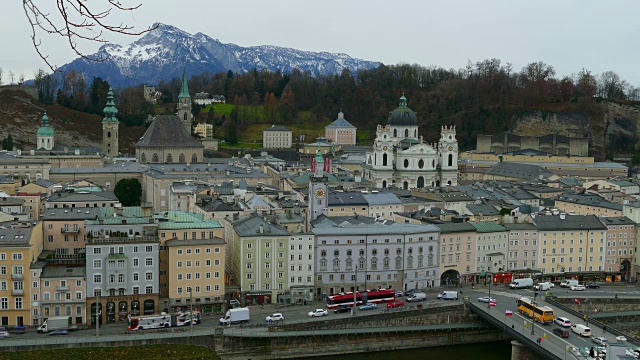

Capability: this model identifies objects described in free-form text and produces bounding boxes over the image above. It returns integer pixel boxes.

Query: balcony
[61,228,81,234]
[11,273,23,281]
[86,236,159,244]
[56,286,70,292]
[11,289,24,296]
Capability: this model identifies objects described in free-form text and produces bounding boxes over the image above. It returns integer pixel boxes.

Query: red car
[387,300,405,308]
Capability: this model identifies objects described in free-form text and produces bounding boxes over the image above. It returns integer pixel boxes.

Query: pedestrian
[511,324,514,330]
[589,347,595,357]
[536,337,540,345]
[603,325,606,333]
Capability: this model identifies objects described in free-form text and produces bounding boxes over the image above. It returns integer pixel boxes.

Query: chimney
[259,224,264,234]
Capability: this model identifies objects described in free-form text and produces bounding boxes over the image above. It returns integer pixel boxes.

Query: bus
[326,289,396,309]
[127,311,200,331]
[517,297,554,324]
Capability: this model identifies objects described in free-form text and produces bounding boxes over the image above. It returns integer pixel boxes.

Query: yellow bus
[517,297,554,324]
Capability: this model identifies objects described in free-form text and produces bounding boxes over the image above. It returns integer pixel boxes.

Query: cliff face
[0,87,145,153]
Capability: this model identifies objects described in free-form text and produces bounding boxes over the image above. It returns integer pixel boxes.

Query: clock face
[315,188,325,199]
[383,146,388,151]
[448,145,453,151]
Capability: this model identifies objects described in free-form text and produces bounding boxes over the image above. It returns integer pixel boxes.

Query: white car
[554,317,572,327]
[477,297,497,303]
[592,336,608,345]
[571,285,586,291]
[266,313,284,322]
[0,331,10,339]
[308,309,328,317]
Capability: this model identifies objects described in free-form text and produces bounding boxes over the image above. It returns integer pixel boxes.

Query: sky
[1,0,639,85]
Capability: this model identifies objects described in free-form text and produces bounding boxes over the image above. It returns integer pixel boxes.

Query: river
[306,340,512,360]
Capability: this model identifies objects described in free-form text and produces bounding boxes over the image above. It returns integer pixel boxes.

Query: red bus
[326,289,396,309]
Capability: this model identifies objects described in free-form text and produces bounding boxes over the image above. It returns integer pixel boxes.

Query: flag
[311,157,316,173]
[323,157,331,172]
[574,298,581,305]
[505,310,513,317]
[490,301,497,307]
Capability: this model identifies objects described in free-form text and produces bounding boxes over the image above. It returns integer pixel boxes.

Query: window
[145,272,153,281]
[93,247,101,254]
[133,272,139,281]
[133,258,139,267]
[94,275,102,283]
[93,259,102,269]
[145,258,153,266]
[15,298,22,310]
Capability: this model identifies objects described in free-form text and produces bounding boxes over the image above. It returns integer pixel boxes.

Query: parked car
[308,309,328,317]
[561,279,579,288]
[553,328,570,338]
[477,297,497,303]
[334,305,351,313]
[359,303,378,311]
[554,317,572,327]
[395,291,404,297]
[592,336,608,345]
[571,284,586,291]
[266,313,284,322]
[48,329,69,336]
[586,283,600,289]
[0,331,10,339]
[387,300,405,308]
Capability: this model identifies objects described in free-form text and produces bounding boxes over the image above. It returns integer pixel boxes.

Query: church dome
[37,112,54,137]
[387,95,417,126]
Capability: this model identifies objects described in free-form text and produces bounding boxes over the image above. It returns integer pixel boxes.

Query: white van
[561,279,579,288]
[509,278,533,289]
[438,291,459,300]
[571,324,592,337]
[407,292,427,302]
[534,282,553,291]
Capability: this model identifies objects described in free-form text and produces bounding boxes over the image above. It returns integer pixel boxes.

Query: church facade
[362,96,459,189]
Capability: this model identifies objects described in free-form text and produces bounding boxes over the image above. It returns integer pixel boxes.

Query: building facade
[435,222,477,285]
[324,111,356,146]
[263,125,293,149]
[102,88,119,158]
[600,216,635,280]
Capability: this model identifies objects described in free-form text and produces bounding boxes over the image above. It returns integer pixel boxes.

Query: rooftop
[533,214,608,231]
[136,115,204,148]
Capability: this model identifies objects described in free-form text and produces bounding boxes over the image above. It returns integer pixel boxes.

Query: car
[571,284,586,291]
[404,289,420,297]
[0,331,10,339]
[586,283,600,289]
[308,309,328,317]
[552,328,570,338]
[477,297,497,303]
[554,317,572,327]
[48,329,69,336]
[395,291,404,297]
[359,303,378,311]
[266,313,284,322]
[334,305,351,313]
[387,300,405,308]
[592,336,608,345]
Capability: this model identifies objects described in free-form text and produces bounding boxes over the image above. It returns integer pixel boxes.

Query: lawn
[0,344,220,360]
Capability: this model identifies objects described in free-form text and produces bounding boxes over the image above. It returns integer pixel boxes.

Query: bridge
[468,287,640,360]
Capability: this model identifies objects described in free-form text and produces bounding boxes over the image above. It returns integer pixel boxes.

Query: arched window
[418,255,424,267]
[414,129,417,137]
[372,249,378,256]
[418,159,424,169]
[408,247,413,254]
[404,159,409,168]
[359,249,365,256]
[405,129,409,137]
[448,154,453,167]
[382,180,387,188]
[407,255,413,268]
[432,160,435,168]
[419,247,423,254]
[320,259,327,271]
[333,250,339,257]
[179,153,185,163]
[383,153,388,166]
[141,153,146,162]
[368,156,372,164]
[183,113,187,121]
[332,258,340,271]
[192,154,198,163]
[107,132,111,138]
[166,153,173,163]
[383,257,390,269]
[396,248,402,255]
[152,153,159,163]
[321,250,327,257]
[371,257,378,270]
[346,250,352,257]
[384,249,390,256]
[395,256,402,269]
[393,129,397,137]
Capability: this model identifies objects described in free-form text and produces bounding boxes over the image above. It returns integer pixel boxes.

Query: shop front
[244,291,272,305]
[86,294,159,325]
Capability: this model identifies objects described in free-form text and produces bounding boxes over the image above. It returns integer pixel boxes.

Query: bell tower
[36,111,55,150]
[102,87,119,158]
[438,125,458,186]
[177,64,193,135]
[308,148,328,227]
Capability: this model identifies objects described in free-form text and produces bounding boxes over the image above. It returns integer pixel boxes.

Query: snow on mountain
[58,23,382,88]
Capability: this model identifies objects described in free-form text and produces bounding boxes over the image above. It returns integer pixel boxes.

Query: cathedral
[362,95,459,189]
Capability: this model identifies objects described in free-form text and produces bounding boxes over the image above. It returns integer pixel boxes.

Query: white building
[263,125,293,149]
[362,95,459,189]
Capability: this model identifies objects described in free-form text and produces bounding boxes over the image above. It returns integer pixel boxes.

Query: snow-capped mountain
[58,23,382,87]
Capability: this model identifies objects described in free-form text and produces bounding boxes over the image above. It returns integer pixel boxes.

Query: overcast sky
[1,0,639,85]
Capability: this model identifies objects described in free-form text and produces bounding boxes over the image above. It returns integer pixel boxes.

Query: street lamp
[95,293,101,337]
[351,265,358,316]
[487,273,492,309]
[189,288,194,332]
[531,290,537,335]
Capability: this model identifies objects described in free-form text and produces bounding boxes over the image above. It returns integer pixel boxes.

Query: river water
[306,340,512,360]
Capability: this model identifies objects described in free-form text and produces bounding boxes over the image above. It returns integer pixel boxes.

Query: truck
[509,278,533,289]
[219,307,250,325]
[37,316,76,333]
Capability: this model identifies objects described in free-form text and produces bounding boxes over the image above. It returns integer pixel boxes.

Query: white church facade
[362,95,459,189]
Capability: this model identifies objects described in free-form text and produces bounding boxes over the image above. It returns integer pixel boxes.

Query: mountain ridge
[58,23,382,88]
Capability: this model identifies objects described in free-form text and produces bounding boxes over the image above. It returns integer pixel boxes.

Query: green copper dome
[387,95,417,127]
[36,112,54,137]
[102,88,119,123]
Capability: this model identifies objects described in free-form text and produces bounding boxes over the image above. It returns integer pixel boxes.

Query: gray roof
[233,215,289,237]
[264,125,291,132]
[555,194,623,211]
[363,192,402,205]
[533,214,607,231]
[45,191,119,203]
[0,197,25,206]
[166,237,226,246]
[136,115,204,148]
[33,179,58,188]
[43,207,102,220]
[40,265,86,278]
[328,192,368,206]
[50,161,144,174]
[325,113,355,129]
[435,222,477,234]
[599,216,636,226]
[199,199,242,212]
[503,223,538,231]
[466,203,500,216]
[313,221,439,236]
[485,162,554,180]
[311,214,380,227]
[607,179,636,187]
[0,227,34,246]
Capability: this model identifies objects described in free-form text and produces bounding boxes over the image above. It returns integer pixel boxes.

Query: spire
[41,111,49,127]
[102,88,119,123]
[179,63,190,101]
[314,147,324,177]
[399,93,407,109]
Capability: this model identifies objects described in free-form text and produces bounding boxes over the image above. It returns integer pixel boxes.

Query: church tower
[177,65,193,135]
[308,148,328,226]
[36,111,54,150]
[438,125,459,186]
[102,87,119,158]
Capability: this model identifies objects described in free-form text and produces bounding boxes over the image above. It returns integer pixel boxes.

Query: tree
[22,0,156,71]
[114,178,142,206]
[226,108,239,144]
[206,107,215,124]
[3,135,13,151]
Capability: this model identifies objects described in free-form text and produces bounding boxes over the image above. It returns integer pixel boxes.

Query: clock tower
[308,148,328,226]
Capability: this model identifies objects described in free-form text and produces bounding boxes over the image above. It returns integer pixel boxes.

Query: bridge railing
[469,302,561,360]
[545,297,640,347]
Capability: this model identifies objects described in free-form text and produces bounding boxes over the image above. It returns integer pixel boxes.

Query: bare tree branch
[22,0,156,72]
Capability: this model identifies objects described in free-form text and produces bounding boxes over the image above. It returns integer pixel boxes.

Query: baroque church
[362,95,459,189]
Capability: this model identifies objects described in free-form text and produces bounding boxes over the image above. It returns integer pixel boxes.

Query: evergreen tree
[114,179,142,206]
[227,108,239,144]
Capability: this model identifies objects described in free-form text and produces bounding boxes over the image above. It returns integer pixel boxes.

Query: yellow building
[0,222,44,327]
[42,208,101,255]
[555,194,623,217]
[533,214,607,274]
[194,123,214,138]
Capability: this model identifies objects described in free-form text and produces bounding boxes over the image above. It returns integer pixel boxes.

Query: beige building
[476,132,589,156]
[42,208,101,256]
[324,111,356,146]
[504,223,539,271]
[555,194,623,217]
[263,125,293,149]
[135,115,204,164]
[38,263,86,325]
[166,237,226,313]
[600,217,635,279]
[0,223,44,327]
[435,222,477,283]
[194,123,214,138]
